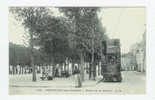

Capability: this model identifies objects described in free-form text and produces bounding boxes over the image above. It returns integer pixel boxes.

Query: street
[9,71,145,95]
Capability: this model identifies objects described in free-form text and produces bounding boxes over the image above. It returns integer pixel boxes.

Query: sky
[99,8,146,53]
[8,7,146,54]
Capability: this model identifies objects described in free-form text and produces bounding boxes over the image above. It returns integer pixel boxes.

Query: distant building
[121,53,136,71]
[130,32,146,72]
[136,48,145,72]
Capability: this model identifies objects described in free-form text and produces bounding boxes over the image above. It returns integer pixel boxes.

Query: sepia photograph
[8,7,146,95]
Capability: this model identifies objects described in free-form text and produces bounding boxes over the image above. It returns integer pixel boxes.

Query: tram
[101,39,122,82]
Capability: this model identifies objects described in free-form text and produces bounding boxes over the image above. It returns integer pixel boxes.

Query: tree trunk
[20,66,22,74]
[72,62,75,74]
[30,33,36,82]
[91,38,96,80]
[80,52,84,82]
[13,66,15,75]
[89,62,91,79]
[21,66,23,74]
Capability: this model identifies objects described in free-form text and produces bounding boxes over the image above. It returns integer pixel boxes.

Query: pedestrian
[73,65,82,88]
[58,64,61,77]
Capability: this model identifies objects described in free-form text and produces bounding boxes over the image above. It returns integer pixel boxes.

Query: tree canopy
[9,7,108,65]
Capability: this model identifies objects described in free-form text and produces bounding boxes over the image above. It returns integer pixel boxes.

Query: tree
[59,7,107,80]
[10,7,108,82]
[59,7,88,81]
[32,15,72,67]
[9,42,31,74]
[9,7,49,81]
